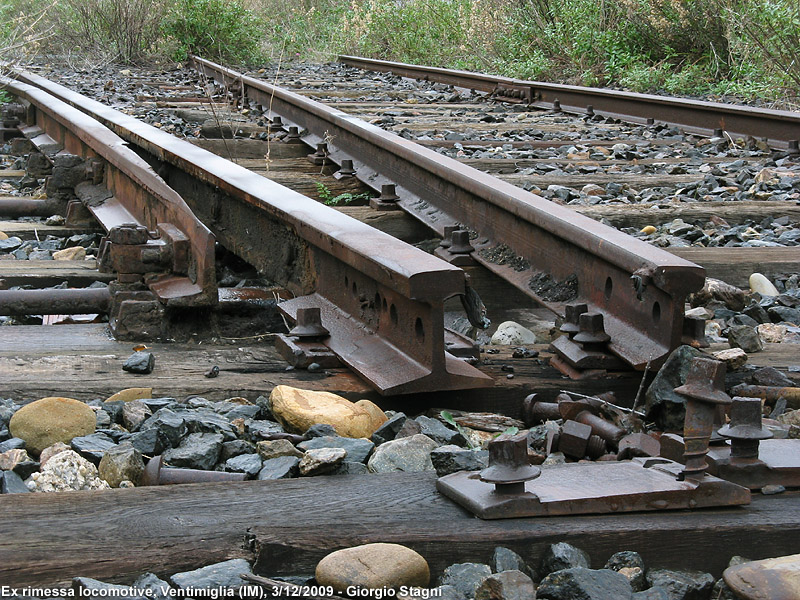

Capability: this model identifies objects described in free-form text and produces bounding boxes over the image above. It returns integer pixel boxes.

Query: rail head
[1,75,217,307]
[338,55,800,148]
[190,55,705,368]
[8,66,491,394]
[10,68,464,302]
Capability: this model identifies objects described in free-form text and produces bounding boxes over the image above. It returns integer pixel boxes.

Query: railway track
[0,58,799,590]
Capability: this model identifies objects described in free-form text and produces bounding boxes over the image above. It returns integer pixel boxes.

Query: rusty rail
[339,55,800,149]
[0,287,110,315]
[8,68,491,395]
[0,76,216,309]
[188,56,704,369]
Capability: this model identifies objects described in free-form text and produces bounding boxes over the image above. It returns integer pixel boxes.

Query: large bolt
[336,159,356,178]
[283,126,303,144]
[574,410,626,447]
[308,142,330,165]
[269,116,285,131]
[573,312,610,345]
[479,432,540,495]
[289,307,329,339]
[557,420,606,460]
[439,225,458,249]
[718,397,772,459]
[674,357,731,481]
[560,303,588,337]
[522,394,560,426]
[141,455,247,486]
[447,230,475,255]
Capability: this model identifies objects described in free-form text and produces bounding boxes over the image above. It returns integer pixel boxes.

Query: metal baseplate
[660,434,800,490]
[436,457,750,520]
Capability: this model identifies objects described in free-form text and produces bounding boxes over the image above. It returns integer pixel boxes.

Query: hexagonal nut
[559,420,592,459]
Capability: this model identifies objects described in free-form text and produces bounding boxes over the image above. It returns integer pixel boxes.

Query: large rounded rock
[9,397,96,455]
[749,273,779,297]
[270,386,386,438]
[316,543,430,589]
[491,321,537,345]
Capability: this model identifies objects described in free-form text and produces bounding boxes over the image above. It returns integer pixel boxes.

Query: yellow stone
[224,396,253,405]
[640,225,657,235]
[52,246,86,261]
[9,397,96,455]
[106,388,153,403]
[0,231,8,241]
[724,553,800,600]
[316,543,430,590]
[269,385,387,438]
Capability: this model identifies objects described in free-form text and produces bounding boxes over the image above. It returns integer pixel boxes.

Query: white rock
[757,323,787,343]
[750,273,779,297]
[490,321,537,345]
[26,449,110,492]
[685,307,713,320]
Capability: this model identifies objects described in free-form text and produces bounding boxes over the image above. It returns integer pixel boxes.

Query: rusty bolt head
[573,312,611,344]
[448,230,475,255]
[718,397,772,442]
[289,307,329,339]
[480,432,540,489]
[109,223,150,245]
[617,432,661,460]
[337,159,356,177]
[674,357,731,405]
[560,303,588,336]
[376,183,399,203]
[559,420,593,459]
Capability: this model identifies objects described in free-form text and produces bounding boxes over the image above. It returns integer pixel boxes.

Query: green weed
[315,182,371,206]
[162,0,264,63]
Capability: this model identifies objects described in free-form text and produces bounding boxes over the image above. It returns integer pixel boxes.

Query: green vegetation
[162,0,264,62]
[53,0,166,63]
[1,0,798,105]
[315,182,372,206]
[253,0,800,105]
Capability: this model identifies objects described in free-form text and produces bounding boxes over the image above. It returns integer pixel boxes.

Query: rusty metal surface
[279,293,491,394]
[10,68,491,395]
[142,455,247,486]
[0,197,50,217]
[0,287,110,315]
[660,434,800,490]
[188,56,704,371]
[339,55,800,147]
[731,383,800,407]
[674,357,731,482]
[436,457,750,519]
[1,76,216,307]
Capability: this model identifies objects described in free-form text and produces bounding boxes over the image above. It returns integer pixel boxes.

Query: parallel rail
[339,55,800,149]
[5,69,491,395]
[189,56,705,370]
[0,76,216,308]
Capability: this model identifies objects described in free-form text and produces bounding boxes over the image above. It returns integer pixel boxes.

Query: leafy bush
[162,0,265,63]
[54,0,166,63]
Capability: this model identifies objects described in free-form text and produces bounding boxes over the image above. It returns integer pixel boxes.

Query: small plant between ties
[315,182,372,207]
